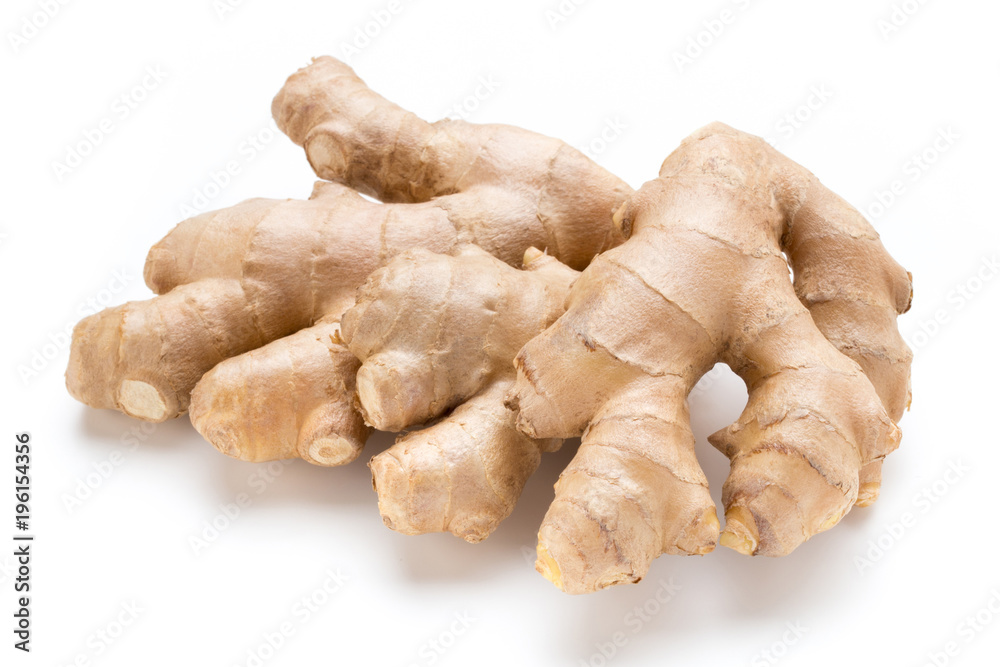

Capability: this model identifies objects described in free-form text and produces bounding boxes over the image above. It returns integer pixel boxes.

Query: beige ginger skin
[342,245,578,542]
[508,122,912,593]
[65,56,631,466]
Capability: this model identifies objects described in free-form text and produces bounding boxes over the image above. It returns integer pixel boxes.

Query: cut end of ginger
[118,380,168,422]
[720,506,759,556]
[535,541,564,591]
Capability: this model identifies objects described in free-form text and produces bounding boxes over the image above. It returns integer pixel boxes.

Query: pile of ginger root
[67,57,911,595]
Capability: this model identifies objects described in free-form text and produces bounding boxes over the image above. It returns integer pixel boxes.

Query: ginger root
[66,56,630,467]
[340,244,577,542]
[65,57,913,596]
[509,122,912,593]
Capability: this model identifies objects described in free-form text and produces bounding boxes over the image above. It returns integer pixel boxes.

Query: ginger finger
[342,245,574,540]
[273,56,632,269]
[512,122,910,593]
[189,316,369,466]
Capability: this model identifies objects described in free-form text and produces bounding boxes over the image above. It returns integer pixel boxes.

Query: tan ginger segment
[342,245,575,541]
[536,376,719,594]
[512,122,911,592]
[272,56,632,269]
[785,184,914,421]
[189,317,370,467]
[272,56,461,203]
[342,245,577,431]
[369,381,548,543]
[67,279,266,421]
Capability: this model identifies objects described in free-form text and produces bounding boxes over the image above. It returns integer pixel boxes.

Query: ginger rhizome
[508,123,912,593]
[341,245,578,542]
[64,57,914,595]
[66,56,631,467]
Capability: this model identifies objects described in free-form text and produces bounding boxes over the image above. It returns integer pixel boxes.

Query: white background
[2,1,998,665]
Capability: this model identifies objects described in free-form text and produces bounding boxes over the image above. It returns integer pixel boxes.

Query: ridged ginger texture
[65,56,631,467]
[510,123,912,593]
[341,244,579,542]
